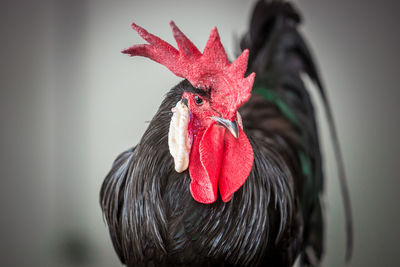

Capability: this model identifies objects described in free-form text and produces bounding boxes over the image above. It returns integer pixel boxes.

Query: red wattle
[189,123,254,204]
[189,123,225,204]
[219,127,254,202]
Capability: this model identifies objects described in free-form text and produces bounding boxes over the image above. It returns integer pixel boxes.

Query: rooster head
[123,21,255,204]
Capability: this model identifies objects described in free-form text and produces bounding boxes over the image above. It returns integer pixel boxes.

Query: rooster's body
[100,1,342,266]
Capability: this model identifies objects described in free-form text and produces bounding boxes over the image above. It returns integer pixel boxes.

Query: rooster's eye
[194,95,203,105]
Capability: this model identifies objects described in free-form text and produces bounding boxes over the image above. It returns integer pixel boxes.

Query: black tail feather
[241,0,353,264]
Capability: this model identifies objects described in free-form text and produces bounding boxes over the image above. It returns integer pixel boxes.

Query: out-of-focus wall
[0,0,399,266]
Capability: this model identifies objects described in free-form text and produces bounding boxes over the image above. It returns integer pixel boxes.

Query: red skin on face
[183,92,254,204]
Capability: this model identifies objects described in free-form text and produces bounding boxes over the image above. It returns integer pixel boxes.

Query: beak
[212,116,239,138]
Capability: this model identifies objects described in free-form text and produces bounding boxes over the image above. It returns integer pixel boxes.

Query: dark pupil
[194,95,203,105]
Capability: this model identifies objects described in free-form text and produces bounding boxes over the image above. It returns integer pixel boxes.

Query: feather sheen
[100,1,351,266]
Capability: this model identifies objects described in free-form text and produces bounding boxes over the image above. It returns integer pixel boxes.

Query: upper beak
[212,116,239,138]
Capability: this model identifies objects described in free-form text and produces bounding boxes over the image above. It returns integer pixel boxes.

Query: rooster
[100,1,352,266]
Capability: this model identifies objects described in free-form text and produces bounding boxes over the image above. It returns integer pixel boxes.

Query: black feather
[241,0,352,265]
[101,80,303,266]
[100,1,352,266]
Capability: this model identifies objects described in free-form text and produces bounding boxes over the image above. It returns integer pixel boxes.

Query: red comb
[123,21,255,119]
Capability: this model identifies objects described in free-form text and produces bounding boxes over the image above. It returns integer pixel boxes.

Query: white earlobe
[168,100,192,173]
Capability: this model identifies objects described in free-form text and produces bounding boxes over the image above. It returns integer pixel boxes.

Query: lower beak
[212,116,239,138]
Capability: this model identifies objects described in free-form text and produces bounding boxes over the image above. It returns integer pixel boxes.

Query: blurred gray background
[1,0,399,266]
